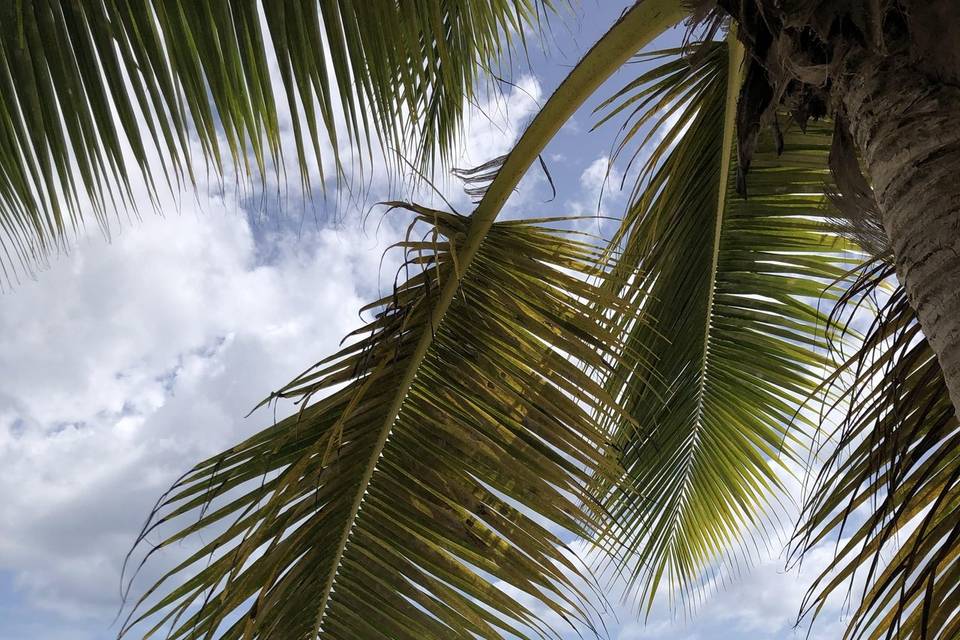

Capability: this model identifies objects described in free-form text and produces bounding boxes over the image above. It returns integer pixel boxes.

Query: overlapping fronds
[0,0,547,281]
[120,206,641,640]
[116,4,692,638]
[594,37,851,610]
[795,257,960,640]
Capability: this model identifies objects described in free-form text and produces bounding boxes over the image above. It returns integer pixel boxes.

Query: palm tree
[3,1,958,639]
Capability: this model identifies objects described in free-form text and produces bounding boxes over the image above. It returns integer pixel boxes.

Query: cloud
[434,74,547,216]
[459,76,543,165]
[0,199,404,622]
[561,155,625,233]
[492,529,852,640]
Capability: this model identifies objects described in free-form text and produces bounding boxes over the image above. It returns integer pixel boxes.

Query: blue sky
[0,3,854,639]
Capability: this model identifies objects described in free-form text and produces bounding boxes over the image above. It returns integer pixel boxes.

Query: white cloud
[432,74,547,215]
[0,200,404,622]
[458,76,542,165]
[563,155,624,231]
[492,529,852,640]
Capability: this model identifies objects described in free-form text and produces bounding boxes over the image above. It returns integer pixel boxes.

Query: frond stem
[664,29,744,597]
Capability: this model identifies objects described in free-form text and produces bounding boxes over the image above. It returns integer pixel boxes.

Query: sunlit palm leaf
[795,257,960,640]
[122,3,690,638]
[121,207,633,640]
[595,35,851,610]
[0,0,547,282]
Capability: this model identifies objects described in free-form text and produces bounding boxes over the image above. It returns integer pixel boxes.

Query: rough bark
[839,51,960,413]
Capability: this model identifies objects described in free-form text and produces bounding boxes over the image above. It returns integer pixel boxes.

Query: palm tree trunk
[840,51,960,413]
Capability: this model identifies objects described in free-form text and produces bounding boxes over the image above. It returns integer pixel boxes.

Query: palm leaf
[795,257,960,640]
[0,0,547,282]
[594,34,852,610]
[122,3,689,638]
[121,207,631,640]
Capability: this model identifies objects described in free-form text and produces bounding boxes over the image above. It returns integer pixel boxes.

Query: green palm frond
[0,0,548,282]
[122,207,632,640]
[795,259,960,640]
[122,3,690,638]
[594,35,852,609]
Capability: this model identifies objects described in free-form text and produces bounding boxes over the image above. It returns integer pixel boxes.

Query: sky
[0,3,856,639]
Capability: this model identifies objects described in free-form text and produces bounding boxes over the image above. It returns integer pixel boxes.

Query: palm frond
[594,35,852,610]
[795,257,960,640]
[122,3,690,638]
[121,207,632,640]
[0,0,547,282]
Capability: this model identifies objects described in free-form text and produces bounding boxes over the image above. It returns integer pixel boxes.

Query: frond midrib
[661,30,744,583]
